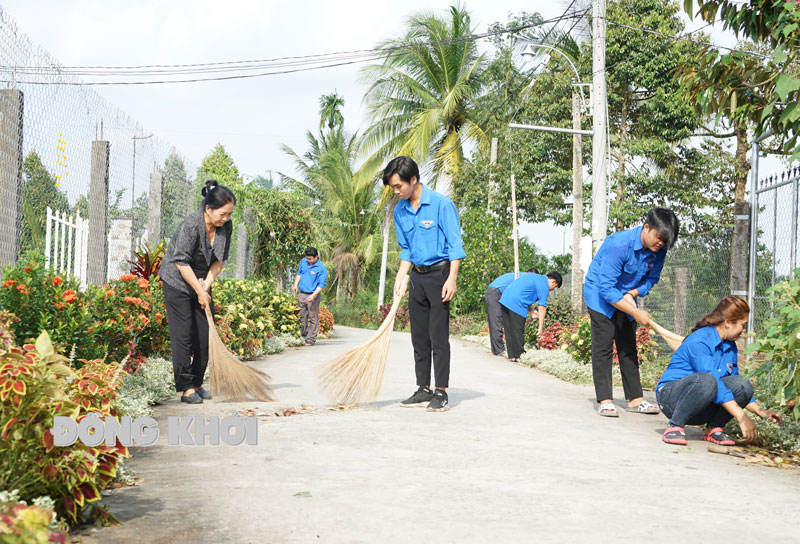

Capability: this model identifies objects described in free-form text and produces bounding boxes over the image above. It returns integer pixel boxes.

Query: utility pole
[572,91,584,311]
[591,0,608,253]
[488,137,498,214]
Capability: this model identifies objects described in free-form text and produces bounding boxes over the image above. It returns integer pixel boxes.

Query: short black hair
[547,271,563,288]
[304,246,318,257]
[526,267,539,274]
[382,156,420,186]
[201,179,236,210]
[644,208,680,250]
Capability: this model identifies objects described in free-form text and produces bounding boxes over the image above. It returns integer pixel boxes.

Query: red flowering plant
[0,318,128,527]
[537,321,566,350]
[0,257,94,362]
[86,274,170,364]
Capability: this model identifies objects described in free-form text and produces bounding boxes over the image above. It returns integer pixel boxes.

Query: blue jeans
[656,373,754,429]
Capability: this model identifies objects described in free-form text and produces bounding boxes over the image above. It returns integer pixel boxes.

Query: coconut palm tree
[359,5,487,185]
[281,99,384,300]
[319,92,345,131]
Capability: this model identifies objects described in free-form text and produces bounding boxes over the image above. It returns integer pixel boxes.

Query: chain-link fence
[749,166,800,333]
[0,6,197,282]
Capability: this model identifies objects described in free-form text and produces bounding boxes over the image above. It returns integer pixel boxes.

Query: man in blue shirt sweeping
[383,156,466,412]
[499,271,562,361]
[292,246,328,346]
[584,208,679,417]
[485,268,538,356]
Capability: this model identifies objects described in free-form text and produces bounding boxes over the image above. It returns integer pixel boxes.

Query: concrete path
[75,326,799,543]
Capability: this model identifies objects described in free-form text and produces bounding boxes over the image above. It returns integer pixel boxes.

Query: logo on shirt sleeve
[421,220,434,228]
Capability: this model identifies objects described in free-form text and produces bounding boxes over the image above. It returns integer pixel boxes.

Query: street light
[131,132,153,254]
[513,42,590,311]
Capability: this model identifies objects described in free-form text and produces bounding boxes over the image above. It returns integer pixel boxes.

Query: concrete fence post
[0,89,24,271]
[88,140,110,285]
[148,170,163,246]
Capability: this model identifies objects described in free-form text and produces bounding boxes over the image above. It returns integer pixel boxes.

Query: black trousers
[163,282,215,392]
[589,307,642,402]
[409,266,451,388]
[484,286,505,355]
[501,305,526,359]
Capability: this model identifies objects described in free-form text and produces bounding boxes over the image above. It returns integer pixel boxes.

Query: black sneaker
[181,392,203,404]
[401,386,434,407]
[426,389,449,412]
[196,386,212,400]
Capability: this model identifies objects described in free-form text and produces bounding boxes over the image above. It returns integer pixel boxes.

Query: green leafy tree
[282,99,383,300]
[603,0,705,231]
[246,189,315,287]
[195,144,247,274]
[360,5,487,184]
[684,0,800,161]
[161,153,192,239]
[19,152,70,255]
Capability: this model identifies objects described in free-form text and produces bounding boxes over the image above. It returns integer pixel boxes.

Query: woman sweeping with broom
[160,180,235,404]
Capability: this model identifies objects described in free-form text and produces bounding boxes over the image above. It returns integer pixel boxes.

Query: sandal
[662,426,687,445]
[598,402,619,417]
[702,427,735,446]
[626,400,660,414]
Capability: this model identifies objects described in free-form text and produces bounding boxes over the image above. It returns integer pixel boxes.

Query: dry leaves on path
[237,403,360,420]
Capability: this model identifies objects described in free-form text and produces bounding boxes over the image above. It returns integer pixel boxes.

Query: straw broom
[205,306,274,402]
[316,277,408,404]
[649,320,685,351]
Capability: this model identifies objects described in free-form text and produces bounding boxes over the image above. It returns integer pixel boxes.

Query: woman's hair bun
[201,179,219,197]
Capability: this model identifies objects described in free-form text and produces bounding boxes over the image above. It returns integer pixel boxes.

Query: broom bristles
[316,283,406,404]
[649,320,685,351]
[206,306,274,402]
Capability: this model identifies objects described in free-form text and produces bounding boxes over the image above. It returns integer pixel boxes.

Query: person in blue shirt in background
[584,208,679,417]
[656,295,782,445]
[292,246,328,346]
[484,268,539,356]
[384,156,466,412]
[499,271,562,362]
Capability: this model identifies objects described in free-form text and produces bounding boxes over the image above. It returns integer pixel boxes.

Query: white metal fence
[44,206,88,287]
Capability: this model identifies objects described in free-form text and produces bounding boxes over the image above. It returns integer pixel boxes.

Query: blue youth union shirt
[489,272,529,294]
[296,259,328,293]
[393,184,466,266]
[657,326,754,405]
[583,225,666,320]
[498,273,550,318]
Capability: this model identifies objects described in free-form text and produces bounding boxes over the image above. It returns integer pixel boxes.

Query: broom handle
[374,276,409,335]
[204,304,215,328]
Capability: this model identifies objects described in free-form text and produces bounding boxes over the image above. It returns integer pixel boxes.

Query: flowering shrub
[0,258,94,359]
[0,258,169,365]
[318,306,334,336]
[561,315,592,365]
[0,317,128,526]
[86,275,170,363]
[557,314,659,367]
[537,321,566,350]
[0,489,67,543]
[213,279,300,359]
[377,303,409,331]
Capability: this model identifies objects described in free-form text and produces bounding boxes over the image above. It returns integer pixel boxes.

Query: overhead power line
[0,11,587,85]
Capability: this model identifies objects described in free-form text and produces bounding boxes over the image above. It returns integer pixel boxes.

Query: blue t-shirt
[489,272,530,294]
[393,184,466,266]
[498,273,550,318]
[296,259,328,293]
[657,326,753,405]
[583,225,666,320]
